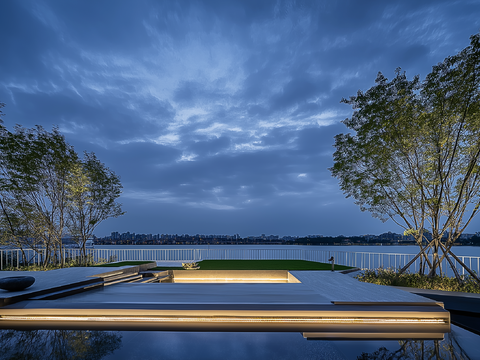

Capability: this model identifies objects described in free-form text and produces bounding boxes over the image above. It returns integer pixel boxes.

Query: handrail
[1,248,479,276]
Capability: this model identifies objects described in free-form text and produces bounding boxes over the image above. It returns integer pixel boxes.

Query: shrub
[355,267,480,294]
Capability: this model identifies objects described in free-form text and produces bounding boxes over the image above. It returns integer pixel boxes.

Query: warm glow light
[0,316,447,324]
[173,278,288,283]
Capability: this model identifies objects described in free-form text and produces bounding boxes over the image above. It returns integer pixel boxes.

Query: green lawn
[93,261,155,267]
[153,260,352,271]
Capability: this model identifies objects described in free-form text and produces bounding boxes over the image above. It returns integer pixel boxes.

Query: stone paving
[1,268,436,306]
[291,271,437,303]
[0,268,109,297]
[0,267,450,336]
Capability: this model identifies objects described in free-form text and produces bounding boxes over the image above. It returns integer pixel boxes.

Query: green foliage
[1,253,98,271]
[355,268,480,293]
[93,261,154,267]
[0,125,78,267]
[66,152,124,264]
[331,33,480,277]
[0,110,124,269]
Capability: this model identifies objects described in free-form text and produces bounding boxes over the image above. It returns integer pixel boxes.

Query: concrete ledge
[0,269,451,338]
[0,301,450,334]
[91,262,156,278]
[395,286,480,313]
[396,286,480,334]
[0,264,156,307]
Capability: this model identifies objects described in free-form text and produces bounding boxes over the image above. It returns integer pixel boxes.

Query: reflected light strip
[0,316,447,324]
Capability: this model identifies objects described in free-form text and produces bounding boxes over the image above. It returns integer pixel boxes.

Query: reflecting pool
[0,325,478,360]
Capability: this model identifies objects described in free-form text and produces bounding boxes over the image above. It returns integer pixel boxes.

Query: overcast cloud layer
[1,0,480,237]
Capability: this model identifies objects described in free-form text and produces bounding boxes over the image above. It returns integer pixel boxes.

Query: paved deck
[0,268,450,338]
[291,271,436,303]
[0,268,110,297]
[0,265,152,306]
[49,272,437,305]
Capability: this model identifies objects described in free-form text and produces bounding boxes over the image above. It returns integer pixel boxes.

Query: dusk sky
[1,1,480,237]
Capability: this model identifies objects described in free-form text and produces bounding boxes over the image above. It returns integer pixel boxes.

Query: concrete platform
[397,286,480,335]
[0,267,450,339]
[0,264,155,306]
[291,271,438,303]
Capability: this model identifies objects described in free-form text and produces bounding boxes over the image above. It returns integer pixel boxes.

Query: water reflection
[357,338,467,360]
[0,330,122,360]
[346,327,477,360]
[104,326,477,360]
[0,326,477,360]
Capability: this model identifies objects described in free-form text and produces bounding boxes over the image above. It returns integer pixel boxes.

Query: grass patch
[93,261,154,267]
[181,260,352,271]
[355,268,480,294]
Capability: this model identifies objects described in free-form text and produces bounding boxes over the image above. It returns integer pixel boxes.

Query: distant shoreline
[94,242,480,247]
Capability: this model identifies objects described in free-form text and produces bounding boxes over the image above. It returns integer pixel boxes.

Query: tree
[66,152,124,263]
[0,106,124,268]
[330,33,480,282]
[0,125,78,267]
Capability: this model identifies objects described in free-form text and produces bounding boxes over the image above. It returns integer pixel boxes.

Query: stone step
[30,280,104,300]
[104,274,143,285]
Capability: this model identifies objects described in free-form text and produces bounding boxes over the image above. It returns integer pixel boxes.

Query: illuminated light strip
[0,316,447,324]
[173,278,288,282]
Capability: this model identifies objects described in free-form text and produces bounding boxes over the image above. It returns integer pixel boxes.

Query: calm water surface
[1,326,478,360]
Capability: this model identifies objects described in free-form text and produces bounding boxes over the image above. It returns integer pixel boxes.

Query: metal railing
[1,248,479,276]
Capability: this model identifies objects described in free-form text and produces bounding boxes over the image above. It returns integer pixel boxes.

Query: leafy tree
[0,125,78,267]
[331,33,480,282]
[66,152,124,263]
[0,105,124,268]
[0,107,32,262]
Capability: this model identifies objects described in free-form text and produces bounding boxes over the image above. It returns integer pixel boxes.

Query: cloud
[2,0,480,236]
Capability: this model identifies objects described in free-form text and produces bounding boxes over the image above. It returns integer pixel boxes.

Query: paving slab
[0,268,109,297]
[55,282,330,305]
[291,271,437,303]
[0,268,450,336]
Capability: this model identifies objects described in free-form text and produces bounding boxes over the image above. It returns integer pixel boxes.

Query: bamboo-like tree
[330,33,480,283]
[66,152,124,264]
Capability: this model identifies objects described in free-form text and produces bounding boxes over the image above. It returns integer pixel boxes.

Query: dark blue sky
[1,0,480,237]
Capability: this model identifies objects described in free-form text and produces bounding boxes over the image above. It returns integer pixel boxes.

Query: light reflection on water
[0,325,478,360]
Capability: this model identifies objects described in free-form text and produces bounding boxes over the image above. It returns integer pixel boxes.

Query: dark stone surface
[410,291,480,335]
[0,276,35,291]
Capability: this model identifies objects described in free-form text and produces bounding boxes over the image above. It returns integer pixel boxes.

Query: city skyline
[100,229,478,241]
[1,1,480,236]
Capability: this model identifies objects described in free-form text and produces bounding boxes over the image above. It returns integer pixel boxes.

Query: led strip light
[173,278,287,282]
[0,316,447,324]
